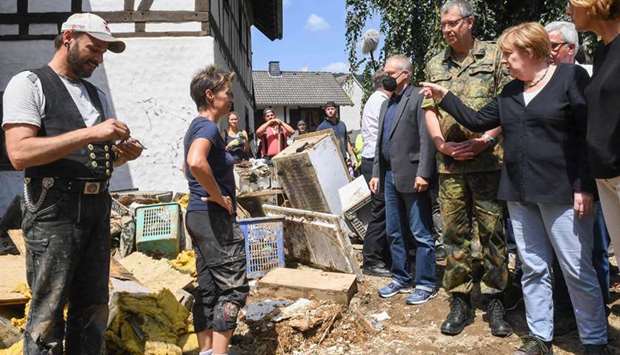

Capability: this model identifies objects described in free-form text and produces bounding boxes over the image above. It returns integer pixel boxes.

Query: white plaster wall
[339,79,364,132]
[89,36,218,193]
[83,0,194,12]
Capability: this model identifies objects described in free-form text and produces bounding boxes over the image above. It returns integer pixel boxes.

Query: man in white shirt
[360,70,391,277]
[2,13,142,354]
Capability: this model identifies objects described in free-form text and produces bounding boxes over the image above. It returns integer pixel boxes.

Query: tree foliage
[346,0,569,97]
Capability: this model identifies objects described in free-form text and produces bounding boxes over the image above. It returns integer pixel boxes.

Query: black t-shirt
[183,116,236,212]
[585,35,620,178]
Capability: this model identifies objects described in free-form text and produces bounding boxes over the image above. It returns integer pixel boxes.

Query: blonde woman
[568,0,620,279]
[421,22,608,355]
[224,111,250,162]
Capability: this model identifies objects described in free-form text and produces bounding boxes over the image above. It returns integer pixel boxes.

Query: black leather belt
[31,177,109,195]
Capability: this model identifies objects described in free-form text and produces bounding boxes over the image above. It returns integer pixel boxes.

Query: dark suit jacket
[439,63,594,204]
[372,85,436,193]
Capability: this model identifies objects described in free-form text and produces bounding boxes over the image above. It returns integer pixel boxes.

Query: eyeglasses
[550,42,568,50]
[440,15,471,30]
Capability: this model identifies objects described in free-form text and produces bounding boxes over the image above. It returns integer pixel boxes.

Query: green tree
[346,0,568,97]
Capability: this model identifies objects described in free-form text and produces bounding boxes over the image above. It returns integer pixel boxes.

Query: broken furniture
[263,204,361,276]
[272,130,351,215]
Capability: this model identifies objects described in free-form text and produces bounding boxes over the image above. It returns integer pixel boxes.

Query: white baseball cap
[61,13,126,53]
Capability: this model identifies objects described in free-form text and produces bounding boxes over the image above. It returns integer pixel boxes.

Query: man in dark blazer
[369,54,437,305]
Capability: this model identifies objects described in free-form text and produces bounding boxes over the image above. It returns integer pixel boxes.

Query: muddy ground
[229,256,620,355]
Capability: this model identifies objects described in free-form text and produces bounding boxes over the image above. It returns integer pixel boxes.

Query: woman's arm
[420,82,502,132]
[186,138,232,214]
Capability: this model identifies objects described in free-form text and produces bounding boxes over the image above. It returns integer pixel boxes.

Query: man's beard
[68,44,96,78]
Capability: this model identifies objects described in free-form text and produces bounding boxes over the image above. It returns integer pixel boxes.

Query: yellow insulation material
[0,340,23,355]
[105,288,191,355]
[168,250,196,276]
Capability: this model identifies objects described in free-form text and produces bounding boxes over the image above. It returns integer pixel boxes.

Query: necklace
[526,65,550,88]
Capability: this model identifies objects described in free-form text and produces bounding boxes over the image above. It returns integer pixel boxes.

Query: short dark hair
[189,65,234,111]
[324,101,337,109]
[54,31,84,50]
[263,108,275,116]
[372,69,386,90]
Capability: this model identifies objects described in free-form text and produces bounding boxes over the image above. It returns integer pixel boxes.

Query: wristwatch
[482,134,497,145]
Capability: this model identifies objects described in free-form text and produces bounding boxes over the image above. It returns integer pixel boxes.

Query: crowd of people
[2,0,620,354]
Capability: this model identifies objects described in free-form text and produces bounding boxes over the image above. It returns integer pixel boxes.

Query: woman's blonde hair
[570,0,620,20]
[498,22,551,61]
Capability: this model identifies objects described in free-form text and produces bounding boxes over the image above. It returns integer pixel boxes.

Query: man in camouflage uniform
[423,0,511,337]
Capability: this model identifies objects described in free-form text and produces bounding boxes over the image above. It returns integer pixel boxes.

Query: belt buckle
[83,182,101,195]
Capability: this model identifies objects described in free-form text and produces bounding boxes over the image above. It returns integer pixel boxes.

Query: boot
[487,297,512,337]
[583,344,611,355]
[440,293,474,335]
[514,336,552,355]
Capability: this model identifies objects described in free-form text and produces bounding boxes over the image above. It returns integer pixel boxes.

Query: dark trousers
[384,171,436,289]
[22,185,111,355]
[361,157,390,268]
[186,206,249,332]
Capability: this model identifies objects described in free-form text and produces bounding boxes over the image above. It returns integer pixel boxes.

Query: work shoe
[440,293,474,335]
[406,288,438,305]
[514,336,552,355]
[363,265,391,278]
[583,344,611,354]
[487,298,513,337]
[378,280,413,298]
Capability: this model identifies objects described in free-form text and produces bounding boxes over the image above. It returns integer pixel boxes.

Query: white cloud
[305,14,330,32]
[321,62,349,73]
[300,65,309,72]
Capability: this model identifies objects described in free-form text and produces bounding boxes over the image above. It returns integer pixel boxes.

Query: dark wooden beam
[17,0,28,35]
[71,0,82,12]
[0,11,210,25]
[136,0,155,11]
[124,0,135,11]
[195,0,209,11]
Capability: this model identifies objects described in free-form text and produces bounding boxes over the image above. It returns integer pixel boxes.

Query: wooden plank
[117,252,193,293]
[136,0,155,11]
[17,0,27,36]
[7,230,25,255]
[0,255,28,305]
[257,268,357,305]
[124,0,136,11]
[195,0,210,12]
[237,189,283,199]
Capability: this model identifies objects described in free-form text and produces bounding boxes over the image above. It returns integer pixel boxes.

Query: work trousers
[22,184,111,355]
[360,157,390,268]
[508,201,607,345]
[186,206,249,332]
[440,172,508,295]
[384,171,436,290]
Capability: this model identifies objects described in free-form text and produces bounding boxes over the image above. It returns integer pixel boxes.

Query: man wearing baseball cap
[2,13,141,354]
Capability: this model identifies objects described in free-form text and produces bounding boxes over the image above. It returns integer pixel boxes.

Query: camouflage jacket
[424,39,510,174]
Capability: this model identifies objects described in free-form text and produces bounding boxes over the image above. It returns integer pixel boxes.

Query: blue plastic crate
[239,217,285,279]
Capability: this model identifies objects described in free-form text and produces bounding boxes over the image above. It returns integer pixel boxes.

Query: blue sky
[251,0,379,72]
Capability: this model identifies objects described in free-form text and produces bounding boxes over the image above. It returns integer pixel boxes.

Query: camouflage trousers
[22,182,111,355]
[439,171,508,295]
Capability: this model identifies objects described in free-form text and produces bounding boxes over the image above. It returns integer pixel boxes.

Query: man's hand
[449,138,490,160]
[414,176,429,192]
[439,141,469,159]
[574,192,593,219]
[89,119,130,142]
[201,195,233,215]
[369,177,379,194]
[113,138,143,164]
